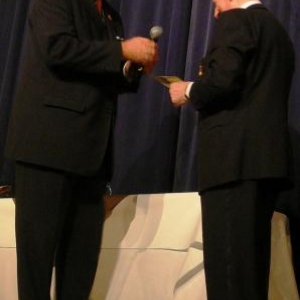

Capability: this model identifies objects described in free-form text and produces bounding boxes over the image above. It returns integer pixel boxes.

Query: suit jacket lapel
[78,0,122,40]
[84,0,105,27]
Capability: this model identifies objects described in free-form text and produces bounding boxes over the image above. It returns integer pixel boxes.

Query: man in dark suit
[168,0,294,299]
[5,0,158,299]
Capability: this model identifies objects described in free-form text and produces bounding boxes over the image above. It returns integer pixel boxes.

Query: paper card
[154,76,182,88]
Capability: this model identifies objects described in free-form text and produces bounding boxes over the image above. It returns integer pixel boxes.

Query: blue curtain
[109,0,216,194]
[172,0,214,191]
[111,0,195,194]
[0,0,31,188]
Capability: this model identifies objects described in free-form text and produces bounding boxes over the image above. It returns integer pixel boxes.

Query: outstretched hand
[169,81,191,107]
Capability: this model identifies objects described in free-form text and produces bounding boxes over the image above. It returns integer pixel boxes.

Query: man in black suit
[5,0,158,299]
[168,0,294,299]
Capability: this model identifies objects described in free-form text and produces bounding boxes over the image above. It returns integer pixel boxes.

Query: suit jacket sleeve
[189,9,256,112]
[29,0,123,75]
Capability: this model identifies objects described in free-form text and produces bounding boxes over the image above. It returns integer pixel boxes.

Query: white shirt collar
[240,1,262,9]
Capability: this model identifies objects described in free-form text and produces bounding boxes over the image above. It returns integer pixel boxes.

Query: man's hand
[169,81,191,107]
[121,37,158,73]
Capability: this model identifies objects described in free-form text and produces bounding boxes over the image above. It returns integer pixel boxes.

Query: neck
[236,0,261,6]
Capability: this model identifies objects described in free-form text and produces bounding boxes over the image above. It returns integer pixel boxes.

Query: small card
[154,75,182,88]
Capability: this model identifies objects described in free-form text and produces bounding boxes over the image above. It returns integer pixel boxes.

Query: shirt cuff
[123,61,130,78]
[185,82,194,99]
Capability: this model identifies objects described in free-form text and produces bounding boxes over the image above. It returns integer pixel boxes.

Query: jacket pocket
[200,110,231,133]
[43,96,86,113]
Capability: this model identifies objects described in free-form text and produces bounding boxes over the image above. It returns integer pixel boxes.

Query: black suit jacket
[5,0,138,179]
[189,5,295,192]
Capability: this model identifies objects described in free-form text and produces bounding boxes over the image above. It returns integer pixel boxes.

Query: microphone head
[150,26,163,41]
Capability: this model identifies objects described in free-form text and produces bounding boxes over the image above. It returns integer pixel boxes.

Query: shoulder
[29,0,72,18]
[216,9,251,33]
[212,9,256,48]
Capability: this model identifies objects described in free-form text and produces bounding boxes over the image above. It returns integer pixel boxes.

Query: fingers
[143,61,155,74]
[121,37,159,67]
[169,82,190,107]
[143,42,158,66]
[142,49,159,74]
[214,7,221,18]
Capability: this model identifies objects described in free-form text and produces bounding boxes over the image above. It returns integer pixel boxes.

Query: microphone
[149,26,163,42]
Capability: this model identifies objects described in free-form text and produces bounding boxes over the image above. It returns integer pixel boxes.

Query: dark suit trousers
[201,180,276,300]
[15,162,106,300]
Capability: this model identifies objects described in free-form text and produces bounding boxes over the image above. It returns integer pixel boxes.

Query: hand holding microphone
[144,26,163,73]
[121,26,163,75]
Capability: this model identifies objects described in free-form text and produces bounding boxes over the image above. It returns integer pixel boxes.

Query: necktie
[96,0,102,14]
